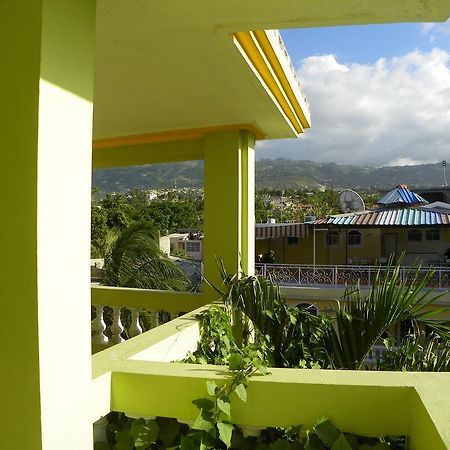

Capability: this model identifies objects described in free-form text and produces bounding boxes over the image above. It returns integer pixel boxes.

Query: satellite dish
[339,189,365,213]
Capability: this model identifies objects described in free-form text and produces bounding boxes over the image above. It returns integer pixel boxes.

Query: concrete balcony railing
[91,286,207,353]
[256,263,450,289]
[91,294,450,450]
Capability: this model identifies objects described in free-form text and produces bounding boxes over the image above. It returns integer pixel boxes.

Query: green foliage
[95,262,446,449]
[207,260,449,371]
[378,332,450,372]
[134,199,203,234]
[97,412,405,449]
[91,205,109,258]
[102,221,190,291]
[185,306,239,365]
[255,189,340,223]
[323,264,448,369]
[210,263,331,369]
[187,354,267,449]
[101,193,134,230]
[99,412,186,450]
[91,189,204,258]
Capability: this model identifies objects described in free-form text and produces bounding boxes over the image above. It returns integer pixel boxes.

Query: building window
[347,230,362,247]
[185,241,201,252]
[407,229,422,241]
[287,236,299,245]
[426,228,440,241]
[325,230,340,246]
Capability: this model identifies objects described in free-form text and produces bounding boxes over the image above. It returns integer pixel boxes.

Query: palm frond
[323,261,448,369]
[102,220,189,291]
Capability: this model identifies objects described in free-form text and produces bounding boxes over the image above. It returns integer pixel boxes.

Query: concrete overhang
[93,0,450,145]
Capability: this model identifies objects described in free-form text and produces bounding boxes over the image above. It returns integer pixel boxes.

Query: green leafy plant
[102,220,190,291]
[185,352,268,449]
[323,264,449,369]
[96,413,186,450]
[185,306,239,366]
[212,262,331,369]
[210,260,449,371]
[377,331,450,372]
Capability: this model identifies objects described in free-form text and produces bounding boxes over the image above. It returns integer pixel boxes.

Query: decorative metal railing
[255,264,450,288]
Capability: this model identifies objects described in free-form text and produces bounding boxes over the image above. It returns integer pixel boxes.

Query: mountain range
[92,159,447,192]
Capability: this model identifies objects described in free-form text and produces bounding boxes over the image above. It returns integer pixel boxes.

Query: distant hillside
[93,159,445,192]
[93,161,204,192]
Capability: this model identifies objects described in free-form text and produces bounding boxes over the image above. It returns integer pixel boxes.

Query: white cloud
[420,19,450,36]
[257,48,450,167]
[387,157,434,167]
[420,23,436,34]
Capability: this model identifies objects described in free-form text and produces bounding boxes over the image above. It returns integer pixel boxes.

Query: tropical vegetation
[186,261,450,371]
[94,262,450,449]
[102,221,189,292]
[91,189,203,258]
[98,220,191,334]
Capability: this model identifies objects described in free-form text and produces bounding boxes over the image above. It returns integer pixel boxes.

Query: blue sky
[281,22,450,65]
[257,20,450,167]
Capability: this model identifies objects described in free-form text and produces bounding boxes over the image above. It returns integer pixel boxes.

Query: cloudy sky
[256,20,450,167]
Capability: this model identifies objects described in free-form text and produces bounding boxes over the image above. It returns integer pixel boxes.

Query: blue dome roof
[377,185,428,206]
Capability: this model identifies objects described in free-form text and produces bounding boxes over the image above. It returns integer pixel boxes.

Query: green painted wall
[0,1,95,449]
[1,2,43,447]
[203,130,255,296]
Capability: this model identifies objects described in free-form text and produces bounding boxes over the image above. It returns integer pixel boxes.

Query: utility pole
[443,160,447,186]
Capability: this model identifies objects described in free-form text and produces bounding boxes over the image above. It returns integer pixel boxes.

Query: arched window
[425,228,440,241]
[407,229,422,242]
[296,303,319,316]
[325,230,340,246]
[347,230,362,247]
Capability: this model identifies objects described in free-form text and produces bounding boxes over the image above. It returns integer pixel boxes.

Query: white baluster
[109,306,125,344]
[92,304,108,345]
[128,308,143,338]
[149,310,159,329]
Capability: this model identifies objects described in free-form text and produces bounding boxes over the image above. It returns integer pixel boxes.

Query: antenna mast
[443,160,447,187]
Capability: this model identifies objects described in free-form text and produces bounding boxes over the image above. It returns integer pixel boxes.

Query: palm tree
[102,220,189,291]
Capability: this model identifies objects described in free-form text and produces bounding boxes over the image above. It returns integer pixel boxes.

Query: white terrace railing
[91,304,180,348]
[91,286,207,352]
[255,264,450,289]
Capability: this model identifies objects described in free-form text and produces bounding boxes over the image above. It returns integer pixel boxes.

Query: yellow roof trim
[253,30,311,130]
[93,124,265,149]
[233,30,309,136]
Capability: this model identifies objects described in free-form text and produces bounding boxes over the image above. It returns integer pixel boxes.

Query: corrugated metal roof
[314,207,450,227]
[377,185,428,206]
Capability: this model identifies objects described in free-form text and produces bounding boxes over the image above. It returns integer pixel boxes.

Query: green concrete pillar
[203,130,255,297]
[0,1,95,449]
